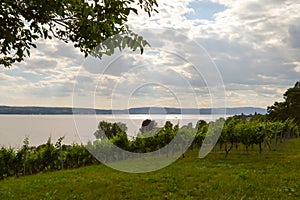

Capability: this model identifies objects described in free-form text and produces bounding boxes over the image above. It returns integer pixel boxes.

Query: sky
[1,0,300,110]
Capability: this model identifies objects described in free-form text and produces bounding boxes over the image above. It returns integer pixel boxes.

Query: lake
[0,114,227,148]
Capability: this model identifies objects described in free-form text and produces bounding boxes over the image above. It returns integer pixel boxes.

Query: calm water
[0,114,226,147]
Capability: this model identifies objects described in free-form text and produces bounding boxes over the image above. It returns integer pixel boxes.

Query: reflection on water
[0,114,227,147]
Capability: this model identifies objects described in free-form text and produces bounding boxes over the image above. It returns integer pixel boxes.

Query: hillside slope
[0,139,299,199]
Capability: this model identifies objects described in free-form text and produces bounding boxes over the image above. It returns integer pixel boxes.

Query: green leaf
[0,0,157,67]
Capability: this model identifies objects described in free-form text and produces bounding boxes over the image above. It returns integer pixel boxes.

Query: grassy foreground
[0,140,300,200]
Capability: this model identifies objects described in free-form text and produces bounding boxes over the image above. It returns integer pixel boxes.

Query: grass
[0,139,300,199]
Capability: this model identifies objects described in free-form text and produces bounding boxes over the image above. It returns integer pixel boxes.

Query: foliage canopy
[268,81,300,122]
[0,0,158,67]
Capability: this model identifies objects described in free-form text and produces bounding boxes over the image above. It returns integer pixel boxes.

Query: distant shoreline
[0,106,267,115]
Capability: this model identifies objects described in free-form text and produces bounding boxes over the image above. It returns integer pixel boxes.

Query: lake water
[0,114,227,148]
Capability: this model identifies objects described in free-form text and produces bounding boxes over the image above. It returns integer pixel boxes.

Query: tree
[140,119,157,133]
[0,0,158,67]
[157,121,176,146]
[94,121,127,139]
[111,132,129,150]
[21,136,29,175]
[268,81,300,122]
[284,86,300,122]
[267,101,289,121]
[55,136,65,170]
[194,120,208,147]
[221,117,239,157]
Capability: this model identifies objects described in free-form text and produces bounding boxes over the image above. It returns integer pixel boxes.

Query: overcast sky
[1,0,300,109]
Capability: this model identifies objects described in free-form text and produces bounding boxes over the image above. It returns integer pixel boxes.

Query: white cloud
[2,0,300,109]
[292,62,300,72]
[0,72,25,82]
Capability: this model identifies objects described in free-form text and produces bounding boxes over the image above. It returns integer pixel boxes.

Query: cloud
[0,71,25,82]
[1,0,300,109]
[23,58,58,70]
[288,23,300,48]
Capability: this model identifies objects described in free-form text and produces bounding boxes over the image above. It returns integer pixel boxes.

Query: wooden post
[23,149,26,176]
[60,145,63,170]
[262,121,268,159]
[272,124,279,151]
[262,137,267,159]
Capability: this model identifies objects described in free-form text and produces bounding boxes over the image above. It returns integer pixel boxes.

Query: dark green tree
[268,81,300,122]
[111,132,129,150]
[157,121,175,147]
[221,117,239,157]
[284,84,300,122]
[140,119,157,133]
[1,0,158,67]
[194,121,208,147]
[94,121,127,139]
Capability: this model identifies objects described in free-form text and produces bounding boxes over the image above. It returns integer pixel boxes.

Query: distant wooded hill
[0,106,266,115]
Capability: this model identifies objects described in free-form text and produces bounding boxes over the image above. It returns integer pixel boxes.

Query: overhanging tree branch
[0,0,158,67]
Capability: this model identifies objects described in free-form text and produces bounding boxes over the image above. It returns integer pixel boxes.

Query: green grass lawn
[0,139,300,200]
